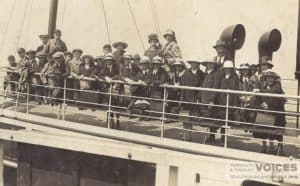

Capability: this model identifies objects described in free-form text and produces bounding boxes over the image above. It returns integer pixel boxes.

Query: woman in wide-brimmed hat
[162,30,182,68]
[112,41,128,68]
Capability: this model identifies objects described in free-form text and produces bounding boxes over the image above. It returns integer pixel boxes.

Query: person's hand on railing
[208,100,214,110]
[105,76,112,83]
[261,102,269,109]
[79,74,84,80]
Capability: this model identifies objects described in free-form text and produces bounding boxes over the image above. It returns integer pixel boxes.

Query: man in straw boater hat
[112,41,128,69]
[199,58,219,142]
[252,70,286,155]
[144,33,162,61]
[215,60,240,143]
[36,34,50,52]
[149,56,168,114]
[43,29,67,55]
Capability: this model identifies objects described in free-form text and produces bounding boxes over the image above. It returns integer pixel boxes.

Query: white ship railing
[1,70,300,154]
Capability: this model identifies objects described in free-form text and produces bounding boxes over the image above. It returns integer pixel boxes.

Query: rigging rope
[149,0,159,35]
[25,0,34,48]
[126,0,145,51]
[61,0,67,26]
[151,0,162,38]
[16,0,30,48]
[0,0,17,55]
[99,0,111,44]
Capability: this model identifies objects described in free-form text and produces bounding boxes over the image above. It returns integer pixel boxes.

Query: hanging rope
[0,0,17,54]
[151,0,162,38]
[16,0,30,48]
[149,0,159,35]
[61,0,67,26]
[25,0,34,48]
[99,0,111,43]
[126,0,145,50]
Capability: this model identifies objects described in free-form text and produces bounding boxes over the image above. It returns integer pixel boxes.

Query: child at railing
[253,71,286,155]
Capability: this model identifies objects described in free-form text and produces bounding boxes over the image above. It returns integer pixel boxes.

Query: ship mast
[48,0,58,38]
[295,0,300,128]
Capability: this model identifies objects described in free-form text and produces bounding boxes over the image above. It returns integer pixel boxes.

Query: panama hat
[112,41,128,49]
[237,63,250,70]
[259,57,273,68]
[201,58,218,66]
[186,58,202,64]
[39,34,50,39]
[222,60,235,69]
[139,56,150,64]
[152,56,163,64]
[172,58,185,67]
[103,53,115,62]
[52,51,64,59]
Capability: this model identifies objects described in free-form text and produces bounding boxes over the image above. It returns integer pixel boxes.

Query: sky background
[0,0,298,79]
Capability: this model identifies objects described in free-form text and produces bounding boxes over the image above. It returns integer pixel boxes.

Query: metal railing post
[26,83,30,114]
[160,86,167,138]
[62,78,67,120]
[1,88,8,116]
[107,83,113,128]
[14,89,20,118]
[224,91,230,148]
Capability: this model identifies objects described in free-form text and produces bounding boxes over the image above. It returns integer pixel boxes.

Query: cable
[126,0,145,50]
[149,0,159,34]
[151,0,162,38]
[61,0,67,26]
[25,0,34,48]
[0,0,17,55]
[99,0,111,43]
[16,0,30,48]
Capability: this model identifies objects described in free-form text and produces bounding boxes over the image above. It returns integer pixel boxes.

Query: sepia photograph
[0,0,300,185]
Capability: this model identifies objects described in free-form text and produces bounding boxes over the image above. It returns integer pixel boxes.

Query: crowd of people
[2,29,287,155]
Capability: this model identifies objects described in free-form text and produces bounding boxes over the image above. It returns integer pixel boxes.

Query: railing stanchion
[107,83,113,128]
[224,91,229,148]
[62,78,67,120]
[160,86,167,138]
[26,83,30,114]
[1,87,8,116]
[14,88,20,118]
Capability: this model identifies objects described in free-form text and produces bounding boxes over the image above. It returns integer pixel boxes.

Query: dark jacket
[201,70,218,104]
[144,47,162,61]
[118,63,140,81]
[101,64,119,80]
[43,39,67,55]
[181,69,204,102]
[149,67,167,98]
[218,72,241,107]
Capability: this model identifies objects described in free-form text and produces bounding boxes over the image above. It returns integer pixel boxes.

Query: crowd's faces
[106,61,113,68]
[206,63,214,71]
[116,45,125,51]
[164,35,173,43]
[55,57,64,63]
[65,54,73,61]
[150,40,158,47]
[152,63,161,70]
[8,59,16,67]
[103,47,112,55]
[18,52,26,59]
[224,68,233,75]
[266,76,275,86]
[250,67,257,74]
[84,58,92,65]
[54,33,61,40]
[41,38,49,45]
[27,54,35,60]
[124,59,132,67]
[174,65,184,72]
[139,63,149,70]
[73,52,82,59]
[215,47,226,57]
[190,63,199,70]
[261,64,271,72]
[241,69,250,76]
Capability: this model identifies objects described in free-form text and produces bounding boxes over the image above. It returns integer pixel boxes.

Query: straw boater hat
[139,56,150,64]
[213,40,226,49]
[222,60,235,69]
[186,58,202,65]
[39,34,50,39]
[52,52,64,59]
[262,71,279,79]
[152,56,163,64]
[172,58,185,67]
[163,30,175,38]
[95,55,104,61]
[259,56,273,68]
[82,55,94,62]
[72,48,83,54]
[36,51,47,58]
[112,41,128,49]
[148,33,159,43]
[237,63,250,70]
[103,53,115,62]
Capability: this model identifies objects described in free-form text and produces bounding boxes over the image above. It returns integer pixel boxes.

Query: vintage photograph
[0,0,300,185]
